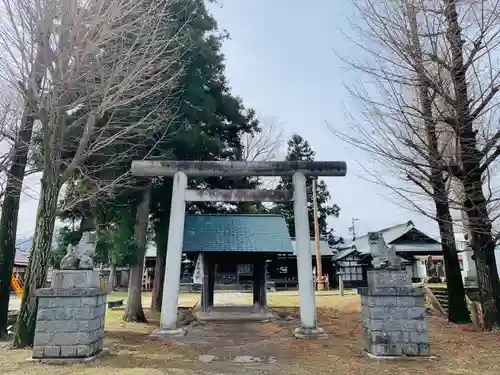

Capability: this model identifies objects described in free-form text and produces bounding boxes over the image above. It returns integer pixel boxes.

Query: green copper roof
[183,214,294,253]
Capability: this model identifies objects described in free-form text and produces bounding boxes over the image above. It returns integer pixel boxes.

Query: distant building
[332,221,445,288]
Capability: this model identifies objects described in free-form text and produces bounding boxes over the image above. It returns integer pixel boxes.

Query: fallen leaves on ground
[1,293,500,375]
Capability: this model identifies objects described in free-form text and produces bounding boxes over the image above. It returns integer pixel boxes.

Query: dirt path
[3,294,500,374]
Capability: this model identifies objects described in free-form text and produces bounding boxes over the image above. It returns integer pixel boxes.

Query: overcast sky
[15,0,446,241]
[206,1,443,240]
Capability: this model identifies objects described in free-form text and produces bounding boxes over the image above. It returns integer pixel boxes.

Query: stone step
[194,306,274,323]
[429,289,447,295]
[428,288,449,312]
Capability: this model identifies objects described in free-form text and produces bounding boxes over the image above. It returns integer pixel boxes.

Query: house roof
[290,238,333,257]
[354,221,440,254]
[336,241,354,250]
[16,237,33,253]
[331,247,357,262]
[146,214,294,255]
[333,221,441,262]
[13,235,64,266]
[14,237,33,266]
[14,250,28,266]
[356,221,415,246]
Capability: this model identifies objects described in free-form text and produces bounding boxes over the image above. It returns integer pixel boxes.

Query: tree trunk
[150,180,172,312]
[444,0,500,330]
[0,48,43,338]
[406,6,471,324]
[108,262,116,292]
[434,197,471,323]
[12,178,60,347]
[151,227,167,312]
[0,116,37,338]
[406,5,471,324]
[123,185,151,323]
[465,186,500,330]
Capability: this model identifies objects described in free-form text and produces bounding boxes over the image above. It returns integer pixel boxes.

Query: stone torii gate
[131,160,347,339]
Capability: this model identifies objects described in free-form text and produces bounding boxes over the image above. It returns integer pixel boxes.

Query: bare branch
[241,116,284,162]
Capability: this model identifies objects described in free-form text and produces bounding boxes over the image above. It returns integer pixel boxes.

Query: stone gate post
[157,171,187,336]
[292,172,324,339]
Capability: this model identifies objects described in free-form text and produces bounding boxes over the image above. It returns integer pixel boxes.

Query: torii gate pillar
[131,160,347,339]
[157,171,188,336]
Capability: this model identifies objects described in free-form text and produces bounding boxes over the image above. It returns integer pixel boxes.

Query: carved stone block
[51,270,100,289]
[33,270,107,363]
[359,269,430,358]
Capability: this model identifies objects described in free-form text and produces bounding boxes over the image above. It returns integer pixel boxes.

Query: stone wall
[359,269,430,357]
[33,270,107,361]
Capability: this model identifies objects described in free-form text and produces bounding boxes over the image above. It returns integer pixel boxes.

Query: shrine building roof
[182,214,294,253]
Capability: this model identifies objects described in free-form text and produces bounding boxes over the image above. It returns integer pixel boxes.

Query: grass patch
[427,283,448,289]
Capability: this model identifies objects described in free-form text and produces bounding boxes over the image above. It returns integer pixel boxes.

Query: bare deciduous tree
[241,116,284,196]
[0,0,186,346]
[330,0,500,328]
[237,116,284,213]
[241,116,284,163]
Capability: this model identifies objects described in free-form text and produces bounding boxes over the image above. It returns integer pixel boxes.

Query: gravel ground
[2,294,500,375]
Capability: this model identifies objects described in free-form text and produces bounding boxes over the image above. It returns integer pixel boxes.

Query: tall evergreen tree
[275,134,343,246]
[148,0,261,310]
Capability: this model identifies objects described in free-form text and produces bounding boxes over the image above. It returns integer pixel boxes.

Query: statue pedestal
[359,269,431,359]
[50,270,100,288]
[32,270,107,364]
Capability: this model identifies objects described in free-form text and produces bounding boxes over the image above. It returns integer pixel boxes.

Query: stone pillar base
[150,327,187,339]
[293,326,327,340]
[359,269,430,358]
[251,304,269,313]
[28,348,110,365]
[365,351,435,360]
[32,270,107,361]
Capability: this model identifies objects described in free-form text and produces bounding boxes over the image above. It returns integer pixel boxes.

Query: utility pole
[312,179,323,290]
[349,217,359,241]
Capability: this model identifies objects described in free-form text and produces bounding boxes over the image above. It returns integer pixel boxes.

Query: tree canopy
[274,134,343,247]
[53,0,263,270]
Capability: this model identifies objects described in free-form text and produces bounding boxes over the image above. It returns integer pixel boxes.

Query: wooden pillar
[208,259,215,308]
[236,263,240,286]
[259,258,267,308]
[201,254,210,313]
[253,260,260,306]
[253,257,267,309]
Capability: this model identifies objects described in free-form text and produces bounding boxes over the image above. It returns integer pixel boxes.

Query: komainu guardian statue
[367,231,403,270]
[60,231,96,270]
